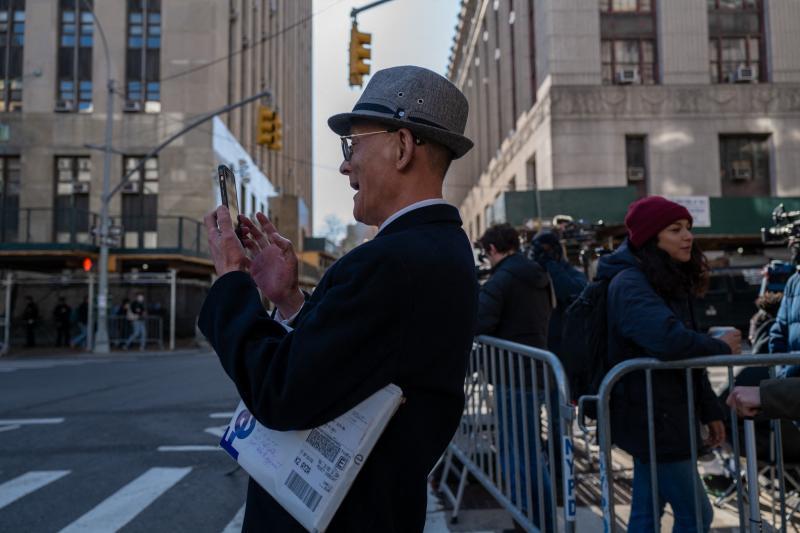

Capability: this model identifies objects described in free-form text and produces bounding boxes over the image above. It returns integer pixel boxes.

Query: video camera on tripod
[761,204,800,245]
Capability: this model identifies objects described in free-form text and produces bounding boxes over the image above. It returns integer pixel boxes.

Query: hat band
[352,103,449,131]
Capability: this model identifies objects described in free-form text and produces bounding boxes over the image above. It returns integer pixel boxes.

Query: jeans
[496,387,555,531]
[629,458,713,533]
[124,320,147,350]
[70,323,87,348]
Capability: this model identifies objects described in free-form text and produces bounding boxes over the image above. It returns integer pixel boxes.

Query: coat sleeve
[198,249,411,431]
[768,276,794,354]
[608,270,731,360]
[475,273,505,336]
[760,377,800,421]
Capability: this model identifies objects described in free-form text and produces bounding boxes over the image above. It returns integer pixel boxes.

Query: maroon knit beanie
[624,196,693,248]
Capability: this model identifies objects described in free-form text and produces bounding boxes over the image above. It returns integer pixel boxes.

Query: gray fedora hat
[328,65,474,159]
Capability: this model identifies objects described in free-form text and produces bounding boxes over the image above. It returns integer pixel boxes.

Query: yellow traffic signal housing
[349,22,372,87]
[256,104,282,151]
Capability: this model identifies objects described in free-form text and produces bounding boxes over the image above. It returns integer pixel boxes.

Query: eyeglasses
[340,130,396,162]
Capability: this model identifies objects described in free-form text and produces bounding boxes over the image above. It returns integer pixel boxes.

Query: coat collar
[376,203,463,238]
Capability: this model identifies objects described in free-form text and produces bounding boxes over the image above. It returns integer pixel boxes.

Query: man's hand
[240,212,304,318]
[204,206,250,277]
[726,386,762,418]
[704,420,726,448]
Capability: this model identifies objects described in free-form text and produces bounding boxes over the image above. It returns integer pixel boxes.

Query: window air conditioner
[733,65,756,83]
[616,68,639,85]
[72,182,90,194]
[627,167,646,182]
[54,99,74,112]
[731,160,752,180]
[123,100,142,113]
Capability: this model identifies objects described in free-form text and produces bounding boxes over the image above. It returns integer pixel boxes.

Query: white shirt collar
[376,198,449,235]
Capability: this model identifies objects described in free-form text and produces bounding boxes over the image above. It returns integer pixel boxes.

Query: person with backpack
[596,196,741,532]
[476,223,555,531]
[532,231,587,356]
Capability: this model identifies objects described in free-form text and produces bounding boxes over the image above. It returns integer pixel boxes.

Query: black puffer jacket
[476,253,552,349]
[597,242,729,462]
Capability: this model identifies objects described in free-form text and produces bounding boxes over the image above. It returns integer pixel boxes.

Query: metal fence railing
[438,336,576,532]
[579,353,800,533]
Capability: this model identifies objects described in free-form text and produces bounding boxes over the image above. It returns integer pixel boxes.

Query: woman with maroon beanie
[595,196,742,532]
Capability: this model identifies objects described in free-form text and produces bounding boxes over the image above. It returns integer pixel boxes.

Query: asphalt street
[0,351,249,532]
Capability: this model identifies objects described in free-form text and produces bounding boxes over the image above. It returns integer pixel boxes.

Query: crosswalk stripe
[0,418,64,425]
[221,504,245,533]
[0,471,71,510]
[59,467,191,533]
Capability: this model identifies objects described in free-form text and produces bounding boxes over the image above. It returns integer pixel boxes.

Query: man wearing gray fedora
[200,65,478,532]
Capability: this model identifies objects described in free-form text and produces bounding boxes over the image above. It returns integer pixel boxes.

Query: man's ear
[395,128,415,171]
[488,244,498,256]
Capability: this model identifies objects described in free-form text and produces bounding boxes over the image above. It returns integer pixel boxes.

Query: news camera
[761,204,800,245]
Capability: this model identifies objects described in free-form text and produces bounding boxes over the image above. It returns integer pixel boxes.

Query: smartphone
[218,164,241,234]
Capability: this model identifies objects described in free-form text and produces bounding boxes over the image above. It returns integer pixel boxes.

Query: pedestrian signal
[82,257,93,272]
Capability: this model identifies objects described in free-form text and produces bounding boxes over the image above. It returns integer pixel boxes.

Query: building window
[600,0,652,12]
[57,0,93,112]
[122,156,159,248]
[600,0,657,85]
[125,0,161,113]
[719,134,770,197]
[625,135,647,198]
[0,155,20,242]
[0,0,25,112]
[708,0,764,83]
[54,156,92,243]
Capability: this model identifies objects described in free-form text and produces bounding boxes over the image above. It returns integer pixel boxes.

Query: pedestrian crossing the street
[0,466,246,533]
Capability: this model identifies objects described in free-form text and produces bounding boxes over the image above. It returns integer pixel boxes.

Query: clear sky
[311,0,461,236]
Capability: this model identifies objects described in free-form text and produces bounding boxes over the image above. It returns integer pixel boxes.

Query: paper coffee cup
[708,326,736,338]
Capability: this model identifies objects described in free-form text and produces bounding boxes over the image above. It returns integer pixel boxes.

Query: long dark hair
[630,238,709,299]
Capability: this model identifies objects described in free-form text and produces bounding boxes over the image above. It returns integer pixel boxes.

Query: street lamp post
[82,0,115,353]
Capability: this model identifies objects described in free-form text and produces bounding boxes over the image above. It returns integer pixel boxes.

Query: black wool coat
[199,204,478,533]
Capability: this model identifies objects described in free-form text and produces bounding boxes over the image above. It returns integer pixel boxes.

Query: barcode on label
[285,470,322,512]
[307,429,340,463]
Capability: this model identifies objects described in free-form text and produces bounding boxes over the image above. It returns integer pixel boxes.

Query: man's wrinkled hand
[726,386,762,418]
[240,212,304,318]
[204,206,250,277]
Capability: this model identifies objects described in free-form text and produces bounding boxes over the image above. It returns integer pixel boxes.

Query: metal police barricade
[438,335,577,532]
[579,353,800,533]
[108,315,164,350]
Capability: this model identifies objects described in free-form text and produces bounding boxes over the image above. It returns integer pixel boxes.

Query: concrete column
[536,0,601,88]
[765,0,800,83]
[657,0,710,85]
[24,0,57,113]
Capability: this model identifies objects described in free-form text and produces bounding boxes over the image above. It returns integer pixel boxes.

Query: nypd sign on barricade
[220,384,403,533]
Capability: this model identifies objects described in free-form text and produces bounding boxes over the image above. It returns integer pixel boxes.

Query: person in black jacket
[477,223,553,348]
[476,223,554,530]
[531,231,587,356]
[199,66,477,533]
[597,196,741,533]
[53,297,72,347]
[22,296,39,347]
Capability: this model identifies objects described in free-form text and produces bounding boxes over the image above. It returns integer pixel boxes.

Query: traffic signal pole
[350,0,396,19]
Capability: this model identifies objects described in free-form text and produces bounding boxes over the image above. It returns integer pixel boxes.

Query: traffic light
[349,22,371,87]
[82,257,93,272]
[256,104,282,151]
